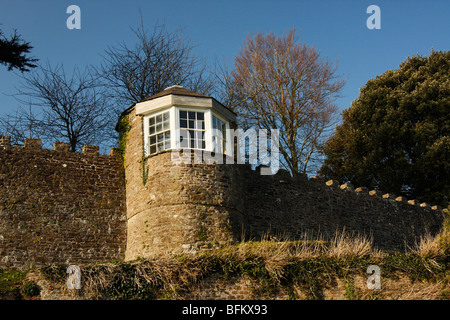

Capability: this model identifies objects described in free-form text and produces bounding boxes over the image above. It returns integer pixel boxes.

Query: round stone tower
[120,86,245,260]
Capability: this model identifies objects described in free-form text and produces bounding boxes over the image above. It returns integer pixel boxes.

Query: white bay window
[138,85,236,157]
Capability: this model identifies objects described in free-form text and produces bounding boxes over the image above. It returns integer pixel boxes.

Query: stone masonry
[0,89,447,269]
[0,137,126,269]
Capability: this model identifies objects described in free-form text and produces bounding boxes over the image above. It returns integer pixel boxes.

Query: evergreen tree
[0,28,38,72]
[319,51,449,207]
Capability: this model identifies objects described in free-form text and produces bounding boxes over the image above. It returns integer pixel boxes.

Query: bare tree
[2,63,112,152]
[97,21,215,113]
[224,29,345,175]
[0,104,40,145]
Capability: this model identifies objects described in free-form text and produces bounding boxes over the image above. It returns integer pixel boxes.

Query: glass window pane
[180,119,187,128]
[165,140,171,149]
[149,126,155,134]
[150,136,156,144]
[163,112,169,121]
[156,115,162,123]
[163,121,170,130]
[201,140,206,149]
[180,129,188,139]
[157,143,164,151]
[189,121,194,129]
[150,117,155,125]
[180,110,187,119]
[191,139,195,148]
[165,131,171,140]
[197,112,204,121]
[189,131,195,139]
[188,111,195,120]
[156,124,162,132]
[150,145,156,154]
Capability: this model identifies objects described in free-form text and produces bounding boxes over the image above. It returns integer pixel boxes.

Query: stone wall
[0,109,446,269]
[122,104,445,257]
[123,108,246,260]
[242,168,445,251]
[0,137,127,269]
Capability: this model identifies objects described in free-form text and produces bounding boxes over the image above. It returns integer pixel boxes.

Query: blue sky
[0,0,448,120]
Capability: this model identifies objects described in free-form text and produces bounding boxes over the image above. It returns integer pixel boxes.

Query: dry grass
[326,231,381,259]
[39,220,450,300]
[203,230,382,281]
[411,233,443,259]
[237,230,382,260]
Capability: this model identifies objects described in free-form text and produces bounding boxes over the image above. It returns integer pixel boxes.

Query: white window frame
[175,107,209,151]
[143,109,171,156]
[142,106,231,156]
[212,114,228,154]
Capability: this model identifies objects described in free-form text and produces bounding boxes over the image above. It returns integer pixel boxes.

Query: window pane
[165,131,171,140]
[163,121,170,130]
[188,112,195,120]
[150,136,156,144]
[197,112,204,121]
[180,119,187,128]
[201,140,206,149]
[189,121,194,129]
[156,124,162,132]
[149,126,155,134]
[189,131,195,139]
[150,117,155,125]
[150,145,156,154]
[190,139,195,148]
[156,115,162,123]
[180,110,187,119]
[163,112,169,121]
[180,129,188,139]
[195,131,203,140]
[165,140,171,149]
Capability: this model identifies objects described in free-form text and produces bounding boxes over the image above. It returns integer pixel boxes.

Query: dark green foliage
[113,114,131,164]
[21,280,40,298]
[0,29,38,72]
[0,268,39,299]
[320,51,449,207]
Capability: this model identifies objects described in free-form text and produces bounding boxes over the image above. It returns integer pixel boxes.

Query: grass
[34,226,449,300]
[0,268,39,299]
[2,215,449,300]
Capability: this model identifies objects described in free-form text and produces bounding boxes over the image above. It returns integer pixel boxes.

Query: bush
[21,281,40,298]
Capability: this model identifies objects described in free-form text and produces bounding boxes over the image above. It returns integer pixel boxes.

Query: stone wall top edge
[0,135,120,159]
[321,178,446,214]
[131,148,446,215]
